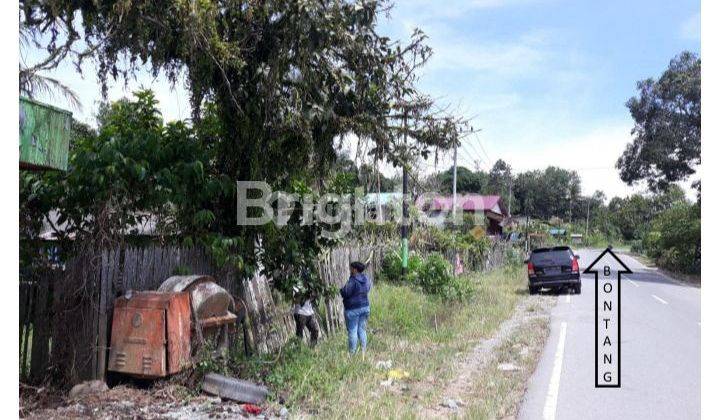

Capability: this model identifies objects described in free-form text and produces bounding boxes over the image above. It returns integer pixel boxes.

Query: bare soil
[420,293,556,418]
[20,382,280,419]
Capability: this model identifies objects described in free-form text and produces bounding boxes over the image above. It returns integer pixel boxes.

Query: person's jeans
[344,306,370,353]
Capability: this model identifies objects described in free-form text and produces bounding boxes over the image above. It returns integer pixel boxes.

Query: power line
[458,140,486,170]
[473,134,493,167]
[458,148,481,170]
[464,139,487,169]
[465,138,492,172]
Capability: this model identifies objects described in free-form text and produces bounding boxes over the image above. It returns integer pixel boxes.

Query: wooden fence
[19,242,392,385]
[19,237,504,385]
[44,246,239,383]
[19,270,56,383]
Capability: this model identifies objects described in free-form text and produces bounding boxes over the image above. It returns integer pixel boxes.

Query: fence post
[30,273,52,382]
[96,249,110,380]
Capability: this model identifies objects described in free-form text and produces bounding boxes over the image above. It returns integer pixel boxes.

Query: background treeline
[303,150,700,274]
[427,162,699,273]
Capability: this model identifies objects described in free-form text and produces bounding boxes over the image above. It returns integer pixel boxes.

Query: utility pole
[452,140,458,221]
[524,198,531,253]
[401,112,409,277]
[507,176,513,218]
[525,214,530,253]
[585,198,591,237]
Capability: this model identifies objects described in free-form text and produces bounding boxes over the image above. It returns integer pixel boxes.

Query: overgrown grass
[230,265,527,418]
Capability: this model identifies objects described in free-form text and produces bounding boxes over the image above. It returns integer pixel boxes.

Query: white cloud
[680,12,700,41]
[389,0,550,22]
[503,122,697,199]
[424,30,552,77]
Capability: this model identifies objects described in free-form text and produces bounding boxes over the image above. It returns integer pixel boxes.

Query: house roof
[416,194,508,216]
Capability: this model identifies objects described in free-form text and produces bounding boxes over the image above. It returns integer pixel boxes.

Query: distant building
[415,194,509,235]
[548,228,567,237]
[570,233,583,244]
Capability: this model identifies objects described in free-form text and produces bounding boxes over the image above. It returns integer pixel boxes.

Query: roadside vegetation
[461,317,550,419]
[229,265,529,418]
[503,183,699,275]
[639,202,700,274]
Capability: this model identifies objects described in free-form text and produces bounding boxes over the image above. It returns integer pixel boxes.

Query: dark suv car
[527,246,581,294]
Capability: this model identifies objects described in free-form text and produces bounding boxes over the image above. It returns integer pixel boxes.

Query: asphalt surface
[518,249,700,420]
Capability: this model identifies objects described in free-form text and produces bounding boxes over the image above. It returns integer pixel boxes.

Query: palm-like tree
[19,18,81,110]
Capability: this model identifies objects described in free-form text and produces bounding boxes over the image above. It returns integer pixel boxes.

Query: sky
[21,0,701,199]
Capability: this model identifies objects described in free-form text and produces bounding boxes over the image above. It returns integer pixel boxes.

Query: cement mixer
[158,275,237,356]
[108,275,237,378]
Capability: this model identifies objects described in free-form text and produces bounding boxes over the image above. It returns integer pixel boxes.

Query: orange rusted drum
[108,292,192,378]
[158,275,237,347]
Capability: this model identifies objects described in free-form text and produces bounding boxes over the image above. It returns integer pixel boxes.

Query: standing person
[340,261,372,355]
[293,297,320,346]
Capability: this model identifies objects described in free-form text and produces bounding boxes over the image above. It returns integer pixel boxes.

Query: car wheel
[529,285,538,295]
[575,284,582,294]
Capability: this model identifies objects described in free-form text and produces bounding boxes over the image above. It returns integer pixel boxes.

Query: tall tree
[607,186,687,240]
[21,0,467,295]
[436,166,488,194]
[512,167,581,219]
[617,51,700,192]
[19,18,82,109]
[487,159,512,205]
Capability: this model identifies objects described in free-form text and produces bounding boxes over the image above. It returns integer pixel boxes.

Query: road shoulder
[420,294,556,418]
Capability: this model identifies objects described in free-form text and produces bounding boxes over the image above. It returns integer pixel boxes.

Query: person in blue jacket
[340,261,372,354]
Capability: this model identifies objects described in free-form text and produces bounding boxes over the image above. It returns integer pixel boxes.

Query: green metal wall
[19,97,72,171]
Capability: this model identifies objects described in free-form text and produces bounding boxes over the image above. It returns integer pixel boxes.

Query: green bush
[378,251,423,284]
[414,253,452,295]
[504,246,525,266]
[378,251,473,301]
[642,203,700,273]
[415,253,473,301]
[411,225,490,270]
[629,239,644,254]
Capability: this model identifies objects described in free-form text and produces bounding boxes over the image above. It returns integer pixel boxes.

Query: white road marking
[565,295,570,303]
[629,280,639,287]
[652,294,668,305]
[543,322,567,420]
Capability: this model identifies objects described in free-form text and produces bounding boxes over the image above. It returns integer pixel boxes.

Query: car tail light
[528,262,535,275]
[571,257,579,273]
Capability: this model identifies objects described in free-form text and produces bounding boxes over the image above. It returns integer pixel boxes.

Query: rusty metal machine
[108,275,236,378]
[158,275,237,352]
[108,292,192,378]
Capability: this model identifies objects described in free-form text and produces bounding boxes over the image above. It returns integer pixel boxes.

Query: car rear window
[530,247,574,266]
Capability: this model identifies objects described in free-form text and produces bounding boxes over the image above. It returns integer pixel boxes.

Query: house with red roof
[415,194,509,236]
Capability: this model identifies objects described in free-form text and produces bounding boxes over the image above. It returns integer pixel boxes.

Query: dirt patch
[20,383,280,419]
[419,293,556,418]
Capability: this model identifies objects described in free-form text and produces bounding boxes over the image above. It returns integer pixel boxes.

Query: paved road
[518,249,700,420]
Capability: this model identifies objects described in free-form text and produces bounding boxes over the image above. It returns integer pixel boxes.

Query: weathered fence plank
[29,274,52,382]
[38,238,409,383]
